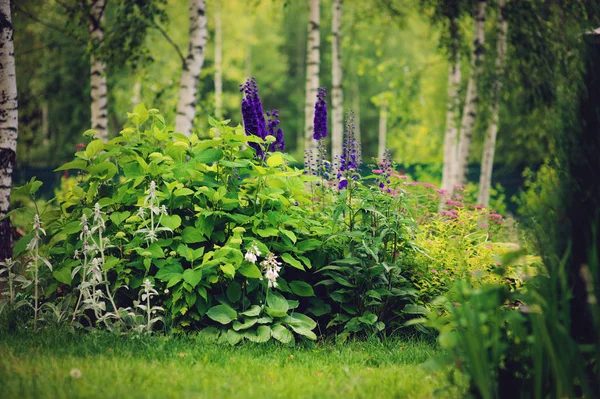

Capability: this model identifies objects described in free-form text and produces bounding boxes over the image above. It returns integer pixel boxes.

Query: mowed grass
[0,331,463,399]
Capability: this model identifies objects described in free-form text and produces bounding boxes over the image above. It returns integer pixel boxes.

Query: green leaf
[182,269,202,287]
[266,290,289,317]
[182,226,205,243]
[195,148,223,163]
[245,325,271,343]
[281,253,304,270]
[167,275,182,288]
[226,329,243,346]
[174,188,194,197]
[53,266,72,284]
[289,280,315,297]
[85,140,104,159]
[226,282,242,303]
[54,160,87,171]
[160,214,181,230]
[404,304,428,315]
[271,324,293,344]
[358,311,378,325]
[266,153,284,167]
[61,221,81,235]
[110,211,131,226]
[219,263,235,278]
[279,229,297,243]
[241,305,262,317]
[232,318,258,331]
[297,239,322,252]
[155,263,184,281]
[238,262,262,279]
[206,304,237,325]
[133,103,149,124]
[288,325,317,340]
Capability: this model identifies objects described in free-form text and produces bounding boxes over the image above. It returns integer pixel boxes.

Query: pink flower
[481,223,488,228]
[431,269,438,274]
[489,213,503,219]
[372,169,383,174]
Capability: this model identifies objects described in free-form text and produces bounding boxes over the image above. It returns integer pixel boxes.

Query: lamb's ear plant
[0,258,30,317]
[134,278,163,333]
[26,214,53,330]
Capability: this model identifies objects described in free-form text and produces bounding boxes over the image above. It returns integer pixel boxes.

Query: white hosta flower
[260,253,282,289]
[244,242,261,264]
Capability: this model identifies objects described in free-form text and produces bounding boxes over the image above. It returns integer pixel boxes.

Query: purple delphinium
[313,87,328,141]
[376,148,393,192]
[266,109,285,152]
[240,78,267,157]
[337,110,361,189]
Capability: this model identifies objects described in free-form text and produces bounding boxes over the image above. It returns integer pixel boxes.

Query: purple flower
[313,87,328,141]
[336,110,362,190]
[240,78,267,157]
[266,109,285,152]
[376,148,393,192]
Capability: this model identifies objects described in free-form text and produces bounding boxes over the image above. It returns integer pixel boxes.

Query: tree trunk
[440,54,461,194]
[304,0,320,154]
[454,0,487,188]
[378,100,387,160]
[89,0,108,142]
[477,0,508,208]
[42,102,49,145]
[0,0,18,262]
[132,80,141,106]
[331,0,343,162]
[214,2,223,120]
[175,0,208,137]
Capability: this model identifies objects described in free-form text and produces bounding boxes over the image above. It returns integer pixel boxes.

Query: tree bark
[440,54,461,194]
[89,0,108,142]
[454,0,487,188]
[331,0,343,162]
[214,2,223,120]
[175,0,208,137]
[378,100,387,160]
[304,0,320,154]
[0,0,18,262]
[477,0,508,208]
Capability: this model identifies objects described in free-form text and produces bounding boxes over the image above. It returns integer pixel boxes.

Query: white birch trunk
[132,80,141,106]
[175,0,208,137]
[214,3,223,120]
[378,101,387,160]
[440,54,461,194]
[89,0,108,142]
[304,0,320,154]
[477,0,508,208]
[331,0,343,162]
[0,0,18,261]
[454,0,487,188]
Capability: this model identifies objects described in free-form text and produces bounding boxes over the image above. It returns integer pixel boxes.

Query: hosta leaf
[241,305,262,317]
[245,325,271,343]
[206,304,237,325]
[160,214,181,230]
[226,282,242,303]
[358,311,378,325]
[174,188,194,197]
[281,253,304,270]
[289,280,315,297]
[288,325,317,340]
[232,317,258,331]
[271,324,293,344]
[226,329,243,346]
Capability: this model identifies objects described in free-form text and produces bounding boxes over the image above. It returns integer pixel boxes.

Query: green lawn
[0,332,463,399]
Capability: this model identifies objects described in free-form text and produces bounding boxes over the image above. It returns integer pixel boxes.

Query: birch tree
[0,0,18,261]
[89,0,108,142]
[304,0,320,153]
[454,0,487,188]
[477,0,508,208]
[175,0,208,137]
[331,0,343,161]
[214,1,223,120]
[440,53,461,194]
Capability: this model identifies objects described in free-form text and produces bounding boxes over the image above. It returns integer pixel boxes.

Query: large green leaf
[266,291,289,317]
[182,269,202,287]
[271,324,293,344]
[110,211,131,226]
[289,280,315,297]
[54,160,87,171]
[238,263,262,279]
[281,253,304,270]
[232,318,258,331]
[226,282,242,303]
[182,226,205,243]
[155,263,184,281]
[160,214,181,230]
[195,148,223,163]
[85,140,104,159]
[206,304,237,325]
